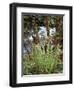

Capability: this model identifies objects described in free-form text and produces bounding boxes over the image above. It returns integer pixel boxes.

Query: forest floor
[22,43,63,75]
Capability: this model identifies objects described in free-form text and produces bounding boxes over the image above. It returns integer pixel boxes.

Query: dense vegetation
[22,14,63,75]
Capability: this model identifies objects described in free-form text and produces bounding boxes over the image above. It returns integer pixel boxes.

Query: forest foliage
[22,14,63,75]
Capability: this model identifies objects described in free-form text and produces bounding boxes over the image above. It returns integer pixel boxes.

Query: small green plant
[23,43,63,75]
